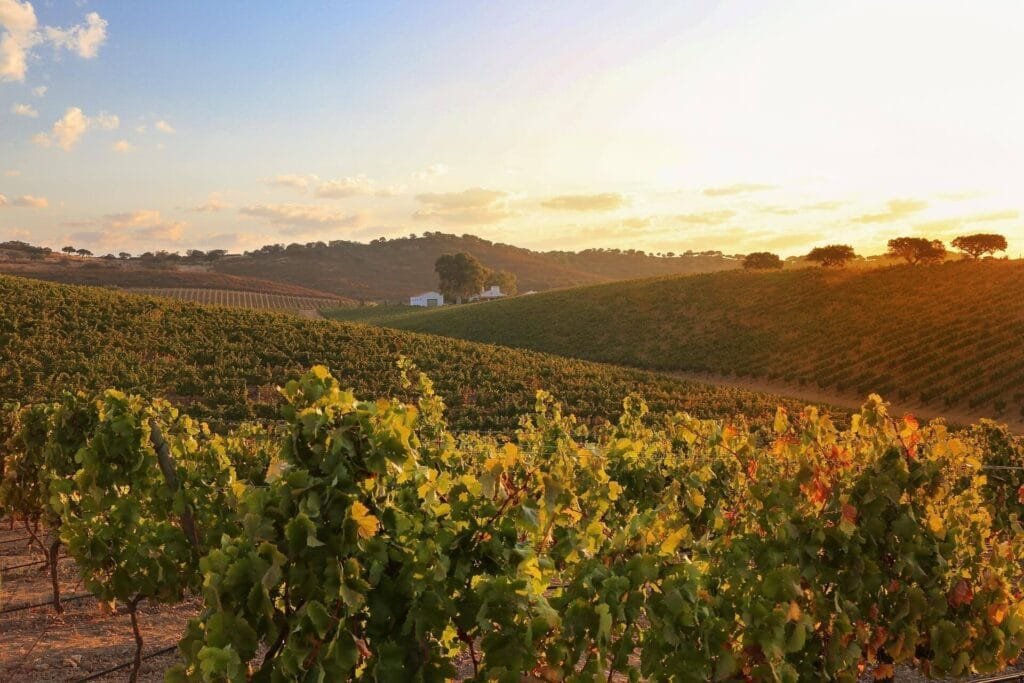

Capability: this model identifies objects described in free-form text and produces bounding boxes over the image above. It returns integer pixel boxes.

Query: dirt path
[665,370,1024,433]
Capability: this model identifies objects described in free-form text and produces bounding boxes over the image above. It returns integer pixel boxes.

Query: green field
[334,261,1024,420]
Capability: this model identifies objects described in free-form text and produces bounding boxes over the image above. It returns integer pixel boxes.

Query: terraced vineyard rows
[0,275,810,433]
[347,261,1024,420]
[125,287,348,312]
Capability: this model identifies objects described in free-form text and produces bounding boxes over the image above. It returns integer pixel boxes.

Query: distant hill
[210,233,740,300]
[0,243,352,300]
[339,260,1024,423]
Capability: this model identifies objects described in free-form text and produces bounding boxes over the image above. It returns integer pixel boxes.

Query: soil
[0,523,198,682]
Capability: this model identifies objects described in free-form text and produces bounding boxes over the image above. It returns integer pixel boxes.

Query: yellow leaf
[928,513,945,537]
[607,481,623,501]
[350,501,379,539]
[787,601,802,622]
[774,407,789,434]
[661,526,690,555]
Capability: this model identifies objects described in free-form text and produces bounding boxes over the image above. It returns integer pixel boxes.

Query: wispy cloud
[914,210,1019,236]
[852,198,928,223]
[154,119,175,134]
[671,210,735,225]
[0,193,47,208]
[702,183,777,197]
[191,192,231,213]
[413,187,513,224]
[540,193,627,212]
[412,163,449,181]
[239,203,372,233]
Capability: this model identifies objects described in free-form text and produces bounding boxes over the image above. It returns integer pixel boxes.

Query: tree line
[743,233,1009,270]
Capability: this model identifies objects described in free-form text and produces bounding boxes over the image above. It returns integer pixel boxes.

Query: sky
[1,0,1023,257]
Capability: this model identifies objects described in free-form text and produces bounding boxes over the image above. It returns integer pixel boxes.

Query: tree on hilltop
[435,252,488,303]
[742,252,783,270]
[951,233,1007,260]
[61,246,76,254]
[76,248,93,257]
[806,244,857,268]
[887,237,946,265]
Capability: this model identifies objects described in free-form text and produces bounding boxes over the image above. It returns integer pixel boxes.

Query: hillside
[338,260,1024,423]
[0,275,809,432]
[0,249,347,299]
[123,288,347,313]
[211,232,740,300]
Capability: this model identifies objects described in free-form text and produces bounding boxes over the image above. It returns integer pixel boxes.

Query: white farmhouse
[410,291,445,307]
[473,285,505,301]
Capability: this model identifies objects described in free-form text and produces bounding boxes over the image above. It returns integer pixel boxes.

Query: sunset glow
[2,0,1023,256]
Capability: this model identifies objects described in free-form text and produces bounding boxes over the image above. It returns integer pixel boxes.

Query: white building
[473,285,505,301]
[410,291,445,307]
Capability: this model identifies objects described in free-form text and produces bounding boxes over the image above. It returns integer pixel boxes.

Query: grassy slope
[0,275,812,432]
[351,261,1024,420]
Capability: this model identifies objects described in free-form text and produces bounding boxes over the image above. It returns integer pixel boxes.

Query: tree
[742,252,783,270]
[118,252,132,260]
[435,252,488,303]
[887,237,946,265]
[951,233,1008,260]
[486,269,518,295]
[806,244,857,268]
[76,248,93,257]
[61,246,76,254]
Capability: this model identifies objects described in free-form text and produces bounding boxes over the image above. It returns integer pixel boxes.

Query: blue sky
[2,1,1023,256]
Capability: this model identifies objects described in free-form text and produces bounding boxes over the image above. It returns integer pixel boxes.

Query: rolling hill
[0,274,811,432]
[330,260,1024,424]
[0,248,349,299]
[210,232,740,300]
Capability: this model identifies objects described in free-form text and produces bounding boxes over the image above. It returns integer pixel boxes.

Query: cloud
[3,169,20,176]
[802,200,846,211]
[102,209,185,242]
[10,101,35,116]
[191,192,231,213]
[671,210,736,225]
[111,139,132,153]
[315,174,400,198]
[1,2,107,82]
[239,203,372,232]
[264,172,400,198]
[30,84,43,96]
[0,193,46,208]
[412,163,449,181]
[33,106,118,150]
[61,210,186,251]
[852,198,928,224]
[540,193,627,212]
[11,193,46,207]
[702,183,777,197]
[413,187,513,224]
[914,210,1019,236]
[43,11,106,59]
[262,174,318,192]
[154,119,174,134]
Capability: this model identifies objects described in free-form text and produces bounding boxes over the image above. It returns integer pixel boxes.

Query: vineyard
[0,275,812,433]
[3,366,1024,680]
[353,261,1024,421]
[124,288,349,313]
